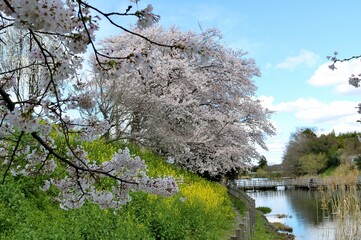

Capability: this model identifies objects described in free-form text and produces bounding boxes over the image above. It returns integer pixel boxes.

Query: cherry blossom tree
[0,0,178,209]
[91,26,275,178]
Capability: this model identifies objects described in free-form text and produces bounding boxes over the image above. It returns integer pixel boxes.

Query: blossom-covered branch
[327,51,361,122]
[0,0,178,209]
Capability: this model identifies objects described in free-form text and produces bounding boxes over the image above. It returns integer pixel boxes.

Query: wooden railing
[234,177,361,190]
[228,186,256,240]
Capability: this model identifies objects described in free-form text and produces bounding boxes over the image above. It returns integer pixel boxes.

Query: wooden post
[228,186,257,240]
[245,213,251,240]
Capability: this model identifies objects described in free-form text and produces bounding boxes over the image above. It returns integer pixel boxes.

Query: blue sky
[89,0,361,165]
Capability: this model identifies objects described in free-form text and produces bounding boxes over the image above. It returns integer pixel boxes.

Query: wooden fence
[228,186,256,240]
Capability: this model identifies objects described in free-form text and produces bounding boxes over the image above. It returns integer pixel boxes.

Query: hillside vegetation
[0,140,235,240]
[282,129,361,176]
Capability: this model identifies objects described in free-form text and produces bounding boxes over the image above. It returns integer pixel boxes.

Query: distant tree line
[281,128,361,176]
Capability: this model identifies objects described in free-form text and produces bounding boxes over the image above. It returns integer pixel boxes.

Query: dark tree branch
[0,87,15,111]
[2,131,24,184]
[333,54,361,63]
[79,1,176,48]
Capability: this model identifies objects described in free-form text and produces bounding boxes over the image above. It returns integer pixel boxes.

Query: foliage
[354,155,361,170]
[252,155,268,172]
[90,25,275,178]
[231,196,248,216]
[282,128,319,176]
[258,156,268,169]
[322,165,338,176]
[256,206,272,214]
[331,161,359,177]
[299,153,328,175]
[281,129,361,176]
[270,222,293,233]
[0,142,235,240]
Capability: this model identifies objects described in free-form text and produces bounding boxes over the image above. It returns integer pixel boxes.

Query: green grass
[322,165,338,176]
[256,206,272,214]
[0,140,236,240]
[230,195,248,216]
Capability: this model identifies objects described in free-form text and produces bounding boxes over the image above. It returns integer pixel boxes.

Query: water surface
[247,189,335,240]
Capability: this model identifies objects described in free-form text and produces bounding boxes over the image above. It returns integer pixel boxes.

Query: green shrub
[256,206,272,214]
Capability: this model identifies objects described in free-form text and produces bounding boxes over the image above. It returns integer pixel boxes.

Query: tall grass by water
[320,169,361,240]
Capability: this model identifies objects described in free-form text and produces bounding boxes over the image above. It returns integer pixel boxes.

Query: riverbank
[253,211,295,240]
[229,204,294,240]
[228,186,294,240]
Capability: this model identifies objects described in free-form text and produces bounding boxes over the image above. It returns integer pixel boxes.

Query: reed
[320,170,361,240]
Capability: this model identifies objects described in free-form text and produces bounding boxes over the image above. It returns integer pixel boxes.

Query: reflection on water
[247,189,335,240]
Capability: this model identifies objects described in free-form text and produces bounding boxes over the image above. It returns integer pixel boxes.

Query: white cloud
[276,49,320,70]
[260,96,360,129]
[274,98,322,113]
[316,116,360,136]
[308,60,361,94]
[258,95,275,110]
[257,135,286,165]
[264,63,273,69]
[273,97,359,124]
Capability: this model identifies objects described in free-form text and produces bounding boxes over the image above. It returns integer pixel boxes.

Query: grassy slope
[0,141,236,240]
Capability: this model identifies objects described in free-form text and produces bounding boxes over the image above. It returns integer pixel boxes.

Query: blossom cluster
[135,4,160,29]
[67,92,95,110]
[0,0,98,54]
[349,75,361,88]
[9,146,57,177]
[41,148,178,210]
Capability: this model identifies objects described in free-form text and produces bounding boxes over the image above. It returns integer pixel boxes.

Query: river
[247,189,335,240]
